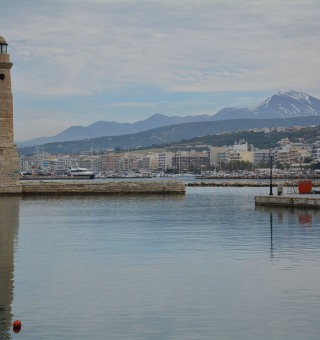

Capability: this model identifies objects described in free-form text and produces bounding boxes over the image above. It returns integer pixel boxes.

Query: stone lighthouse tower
[0,36,21,193]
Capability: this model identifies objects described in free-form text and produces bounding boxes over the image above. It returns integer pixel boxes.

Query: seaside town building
[101,152,123,172]
[273,142,313,167]
[209,142,254,167]
[311,143,320,163]
[158,152,174,170]
[172,150,209,172]
[253,149,270,168]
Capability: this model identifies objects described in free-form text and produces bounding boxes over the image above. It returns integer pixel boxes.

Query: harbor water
[1,185,320,339]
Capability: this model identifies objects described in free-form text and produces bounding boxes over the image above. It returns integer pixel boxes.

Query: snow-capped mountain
[214,90,320,120]
[252,90,320,118]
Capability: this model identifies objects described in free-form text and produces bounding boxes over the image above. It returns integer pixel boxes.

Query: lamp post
[269,153,273,195]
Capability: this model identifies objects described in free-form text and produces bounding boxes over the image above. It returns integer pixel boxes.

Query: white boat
[67,166,95,179]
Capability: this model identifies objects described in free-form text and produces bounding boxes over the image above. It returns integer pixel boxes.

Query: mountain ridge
[19,90,320,147]
[19,115,320,155]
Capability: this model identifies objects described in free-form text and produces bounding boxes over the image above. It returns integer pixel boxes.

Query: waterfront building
[311,143,320,163]
[50,157,71,175]
[19,154,84,175]
[157,152,174,170]
[148,154,159,170]
[20,157,30,173]
[274,142,312,167]
[136,156,152,171]
[229,149,254,163]
[209,146,229,166]
[253,149,271,168]
[119,153,137,172]
[210,144,254,168]
[52,155,76,174]
[101,152,123,172]
[135,154,158,171]
[172,150,209,172]
[77,155,102,173]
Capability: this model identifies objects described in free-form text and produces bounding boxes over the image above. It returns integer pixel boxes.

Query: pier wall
[20,180,186,195]
[255,195,320,208]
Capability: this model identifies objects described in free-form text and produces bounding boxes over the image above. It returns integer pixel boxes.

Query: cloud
[4,0,320,95]
[111,102,157,108]
[2,0,320,139]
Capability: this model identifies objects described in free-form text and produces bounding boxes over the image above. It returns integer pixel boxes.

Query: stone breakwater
[20,180,186,195]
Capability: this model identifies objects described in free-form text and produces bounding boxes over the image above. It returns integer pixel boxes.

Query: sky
[1,0,320,141]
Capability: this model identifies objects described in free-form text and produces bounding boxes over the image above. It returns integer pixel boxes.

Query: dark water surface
[1,186,320,339]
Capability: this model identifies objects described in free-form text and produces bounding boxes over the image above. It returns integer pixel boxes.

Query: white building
[157,152,174,170]
[210,143,254,167]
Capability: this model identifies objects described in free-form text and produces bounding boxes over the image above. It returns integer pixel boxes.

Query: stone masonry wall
[0,44,22,194]
[21,180,186,195]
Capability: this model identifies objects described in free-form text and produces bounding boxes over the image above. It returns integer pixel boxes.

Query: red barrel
[298,180,312,194]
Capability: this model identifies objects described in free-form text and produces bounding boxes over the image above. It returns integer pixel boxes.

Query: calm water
[1,186,320,339]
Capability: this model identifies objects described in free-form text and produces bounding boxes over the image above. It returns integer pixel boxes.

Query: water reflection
[270,213,273,258]
[256,205,320,260]
[0,196,20,339]
[256,205,319,228]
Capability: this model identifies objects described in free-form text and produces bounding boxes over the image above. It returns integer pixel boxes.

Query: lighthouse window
[0,74,5,80]
[0,44,7,54]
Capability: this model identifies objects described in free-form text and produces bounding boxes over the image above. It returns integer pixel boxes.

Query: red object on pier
[298,180,312,194]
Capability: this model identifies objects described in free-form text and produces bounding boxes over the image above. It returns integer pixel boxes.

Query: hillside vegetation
[19,125,320,155]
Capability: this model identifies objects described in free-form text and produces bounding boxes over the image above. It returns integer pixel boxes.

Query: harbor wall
[20,180,186,195]
[255,195,320,208]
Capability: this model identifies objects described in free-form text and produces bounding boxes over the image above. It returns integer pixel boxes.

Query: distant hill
[19,115,320,155]
[19,113,213,147]
[19,90,320,147]
[172,126,320,151]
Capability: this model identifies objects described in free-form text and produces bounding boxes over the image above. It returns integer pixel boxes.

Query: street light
[269,152,273,195]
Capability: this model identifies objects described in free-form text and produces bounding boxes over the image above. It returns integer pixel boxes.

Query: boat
[67,166,95,179]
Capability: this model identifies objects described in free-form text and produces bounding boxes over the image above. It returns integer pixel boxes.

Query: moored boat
[67,166,95,179]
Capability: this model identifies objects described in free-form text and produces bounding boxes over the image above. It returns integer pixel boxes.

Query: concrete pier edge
[1,180,186,196]
[255,194,320,208]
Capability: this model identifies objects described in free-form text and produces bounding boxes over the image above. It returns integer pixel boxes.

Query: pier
[254,179,320,208]
[20,180,186,195]
[255,194,320,208]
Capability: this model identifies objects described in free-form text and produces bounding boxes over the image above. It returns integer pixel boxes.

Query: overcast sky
[1,0,320,141]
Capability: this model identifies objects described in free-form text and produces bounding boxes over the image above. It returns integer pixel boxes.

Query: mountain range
[19,115,320,155]
[19,90,320,148]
